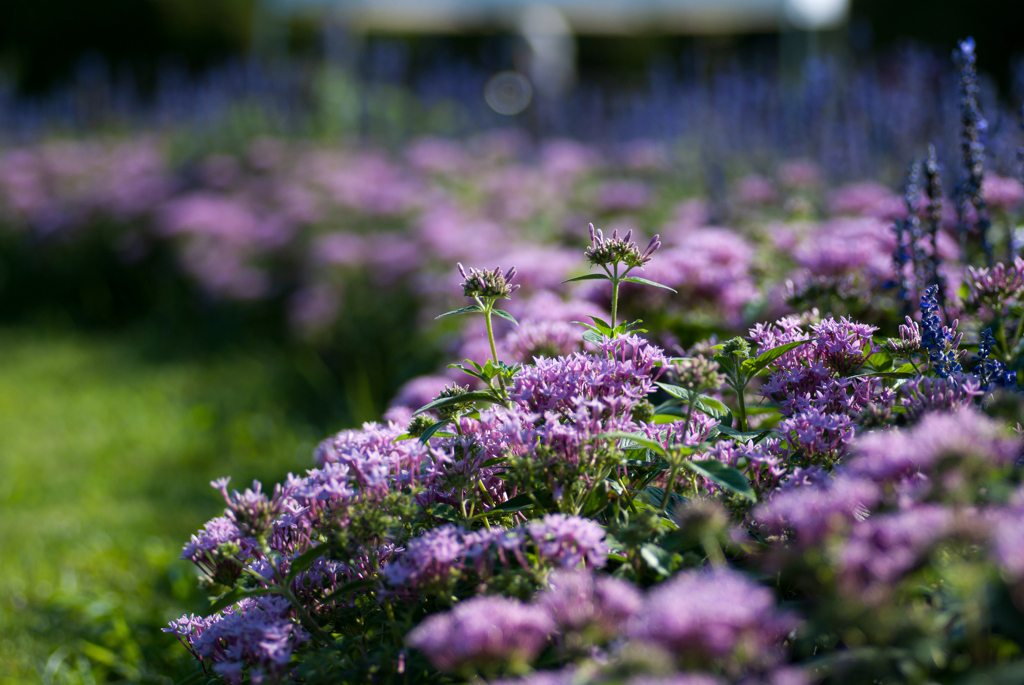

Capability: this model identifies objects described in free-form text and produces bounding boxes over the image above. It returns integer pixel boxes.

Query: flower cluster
[459,263,520,299]
[585,223,660,269]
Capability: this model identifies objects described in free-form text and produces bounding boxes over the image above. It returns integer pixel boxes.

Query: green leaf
[428,503,460,521]
[867,350,894,371]
[640,543,674,576]
[894,362,917,373]
[561,273,611,284]
[321,579,377,606]
[413,390,498,415]
[596,431,667,456]
[435,305,483,319]
[654,383,731,419]
[492,309,519,325]
[480,457,507,467]
[418,420,449,443]
[641,486,686,511]
[286,544,330,582]
[740,340,809,376]
[684,458,756,502]
[589,315,613,330]
[207,586,278,615]
[582,329,605,346]
[621,276,678,292]
[715,424,772,443]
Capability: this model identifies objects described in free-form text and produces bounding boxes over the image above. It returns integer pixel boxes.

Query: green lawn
[0,327,335,684]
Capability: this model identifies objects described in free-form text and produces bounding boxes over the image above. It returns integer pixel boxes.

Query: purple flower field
[10,37,1024,685]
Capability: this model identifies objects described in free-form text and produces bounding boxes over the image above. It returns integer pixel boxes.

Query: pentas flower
[211,477,285,541]
[458,263,520,299]
[384,524,467,593]
[965,257,1024,310]
[809,317,877,376]
[775,408,855,466]
[511,336,665,415]
[899,374,982,422]
[748,316,813,372]
[180,516,256,585]
[504,320,582,362]
[585,223,660,269]
[702,439,787,498]
[538,569,642,641]
[165,596,308,685]
[642,411,718,449]
[405,596,555,674]
[627,569,795,667]
[528,514,609,568]
[847,408,1020,485]
[885,316,922,355]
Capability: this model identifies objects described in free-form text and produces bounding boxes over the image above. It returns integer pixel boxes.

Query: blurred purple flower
[406,596,555,673]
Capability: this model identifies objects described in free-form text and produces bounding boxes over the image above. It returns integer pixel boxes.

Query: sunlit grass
[0,327,329,684]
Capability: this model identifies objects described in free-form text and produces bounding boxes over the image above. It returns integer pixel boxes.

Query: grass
[0,326,339,684]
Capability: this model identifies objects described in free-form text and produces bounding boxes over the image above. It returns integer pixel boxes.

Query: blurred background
[1,1,1024,682]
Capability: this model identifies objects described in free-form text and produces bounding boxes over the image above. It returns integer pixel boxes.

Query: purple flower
[596,180,652,212]
[528,514,609,569]
[384,524,467,592]
[898,375,982,421]
[775,408,855,465]
[848,408,1020,484]
[538,569,641,639]
[752,475,881,547]
[458,263,520,299]
[504,320,582,362]
[165,596,308,684]
[992,495,1024,579]
[406,596,555,673]
[585,223,660,269]
[628,569,795,666]
[809,317,877,376]
[837,505,958,604]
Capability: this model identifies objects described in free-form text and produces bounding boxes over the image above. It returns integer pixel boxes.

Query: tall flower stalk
[563,224,672,335]
[954,37,993,266]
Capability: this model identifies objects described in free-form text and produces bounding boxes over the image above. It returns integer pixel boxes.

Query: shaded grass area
[0,327,340,684]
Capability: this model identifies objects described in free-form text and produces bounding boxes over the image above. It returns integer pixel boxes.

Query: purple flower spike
[406,596,555,673]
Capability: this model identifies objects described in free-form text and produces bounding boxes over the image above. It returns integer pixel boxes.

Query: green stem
[610,264,620,330]
[483,304,508,398]
[661,464,679,513]
[735,379,748,432]
[998,313,1011,361]
[1010,314,1024,361]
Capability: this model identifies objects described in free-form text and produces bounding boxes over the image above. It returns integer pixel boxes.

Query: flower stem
[483,304,508,397]
[610,264,620,330]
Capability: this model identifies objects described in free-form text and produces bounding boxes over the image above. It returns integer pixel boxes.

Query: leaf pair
[562,273,677,292]
[436,305,518,324]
